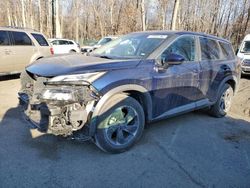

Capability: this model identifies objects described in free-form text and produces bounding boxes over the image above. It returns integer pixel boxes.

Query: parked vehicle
[237,34,250,75]
[0,27,53,76]
[81,36,118,53]
[49,38,80,54]
[19,31,240,153]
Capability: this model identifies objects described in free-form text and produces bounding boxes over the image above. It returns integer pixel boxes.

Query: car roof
[0,27,47,37]
[49,38,75,42]
[131,30,230,43]
[0,26,38,33]
[243,34,250,41]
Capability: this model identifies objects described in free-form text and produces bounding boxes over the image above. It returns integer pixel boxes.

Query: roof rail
[2,26,38,32]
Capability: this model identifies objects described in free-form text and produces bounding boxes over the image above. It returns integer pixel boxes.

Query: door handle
[220,65,230,72]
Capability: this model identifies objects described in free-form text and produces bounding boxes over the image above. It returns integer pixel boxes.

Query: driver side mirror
[161,53,185,66]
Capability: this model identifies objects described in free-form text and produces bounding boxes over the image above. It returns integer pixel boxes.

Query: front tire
[69,50,76,53]
[209,84,234,118]
[94,94,145,153]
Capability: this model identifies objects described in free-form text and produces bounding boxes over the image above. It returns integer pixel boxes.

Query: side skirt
[151,99,212,122]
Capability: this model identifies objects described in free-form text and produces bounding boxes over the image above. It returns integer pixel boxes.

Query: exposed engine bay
[19,71,99,136]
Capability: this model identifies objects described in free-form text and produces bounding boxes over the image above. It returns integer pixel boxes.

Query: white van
[237,34,250,75]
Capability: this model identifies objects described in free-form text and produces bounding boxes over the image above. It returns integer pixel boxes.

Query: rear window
[11,31,32,46]
[0,31,10,46]
[31,33,49,46]
[219,42,235,60]
[200,37,220,60]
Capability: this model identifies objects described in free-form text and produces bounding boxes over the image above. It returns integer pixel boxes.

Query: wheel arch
[69,49,76,53]
[89,84,152,136]
[215,75,238,102]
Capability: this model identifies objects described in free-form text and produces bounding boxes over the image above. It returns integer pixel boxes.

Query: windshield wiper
[99,55,113,59]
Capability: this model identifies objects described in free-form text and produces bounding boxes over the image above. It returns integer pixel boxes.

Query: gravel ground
[0,76,249,188]
[230,76,250,120]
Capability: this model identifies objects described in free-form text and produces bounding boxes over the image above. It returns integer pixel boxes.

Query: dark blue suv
[19,31,241,153]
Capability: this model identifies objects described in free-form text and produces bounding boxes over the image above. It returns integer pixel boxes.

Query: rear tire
[94,94,145,153]
[209,84,233,118]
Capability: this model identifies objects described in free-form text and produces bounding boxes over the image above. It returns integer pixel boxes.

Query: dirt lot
[0,76,250,187]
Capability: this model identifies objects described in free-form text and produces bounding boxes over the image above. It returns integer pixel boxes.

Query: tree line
[0,0,249,48]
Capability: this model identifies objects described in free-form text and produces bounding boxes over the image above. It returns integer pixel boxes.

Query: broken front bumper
[19,70,100,137]
[19,91,92,136]
[19,92,50,131]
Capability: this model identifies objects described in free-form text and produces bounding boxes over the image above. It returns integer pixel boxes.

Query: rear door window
[200,37,220,60]
[51,40,59,45]
[31,33,49,46]
[0,31,10,45]
[11,31,32,46]
[161,36,196,61]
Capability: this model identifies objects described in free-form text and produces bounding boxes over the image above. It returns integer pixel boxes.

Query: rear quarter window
[0,31,10,45]
[11,31,32,46]
[31,33,49,46]
[219,42,235,60]
[200,37,220,60]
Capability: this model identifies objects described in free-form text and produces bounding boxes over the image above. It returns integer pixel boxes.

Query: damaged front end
[18,70,102,137]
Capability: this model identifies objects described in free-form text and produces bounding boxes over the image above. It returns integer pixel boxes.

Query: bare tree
[21,0,26,27]
[141,0,146,31]
[171,0,179,30]
[55,0,61,38]
[0,0,249,47]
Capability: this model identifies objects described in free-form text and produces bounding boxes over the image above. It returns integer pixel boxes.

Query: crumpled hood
[26,54,141,77]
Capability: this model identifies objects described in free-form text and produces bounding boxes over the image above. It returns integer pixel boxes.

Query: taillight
[50,47,54,55]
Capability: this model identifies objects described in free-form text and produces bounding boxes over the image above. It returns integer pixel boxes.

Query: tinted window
[12,31,32,45]
[162,36,196,61]
[219,42,234,60]
[51,40,59,45]
[31,33,48,46]
[200,38,220,60]
[58,40,71,45]
[0,31,10,45]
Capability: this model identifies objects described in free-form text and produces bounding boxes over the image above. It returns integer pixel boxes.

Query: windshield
[241,41,250,53]
[92,33,168,59]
